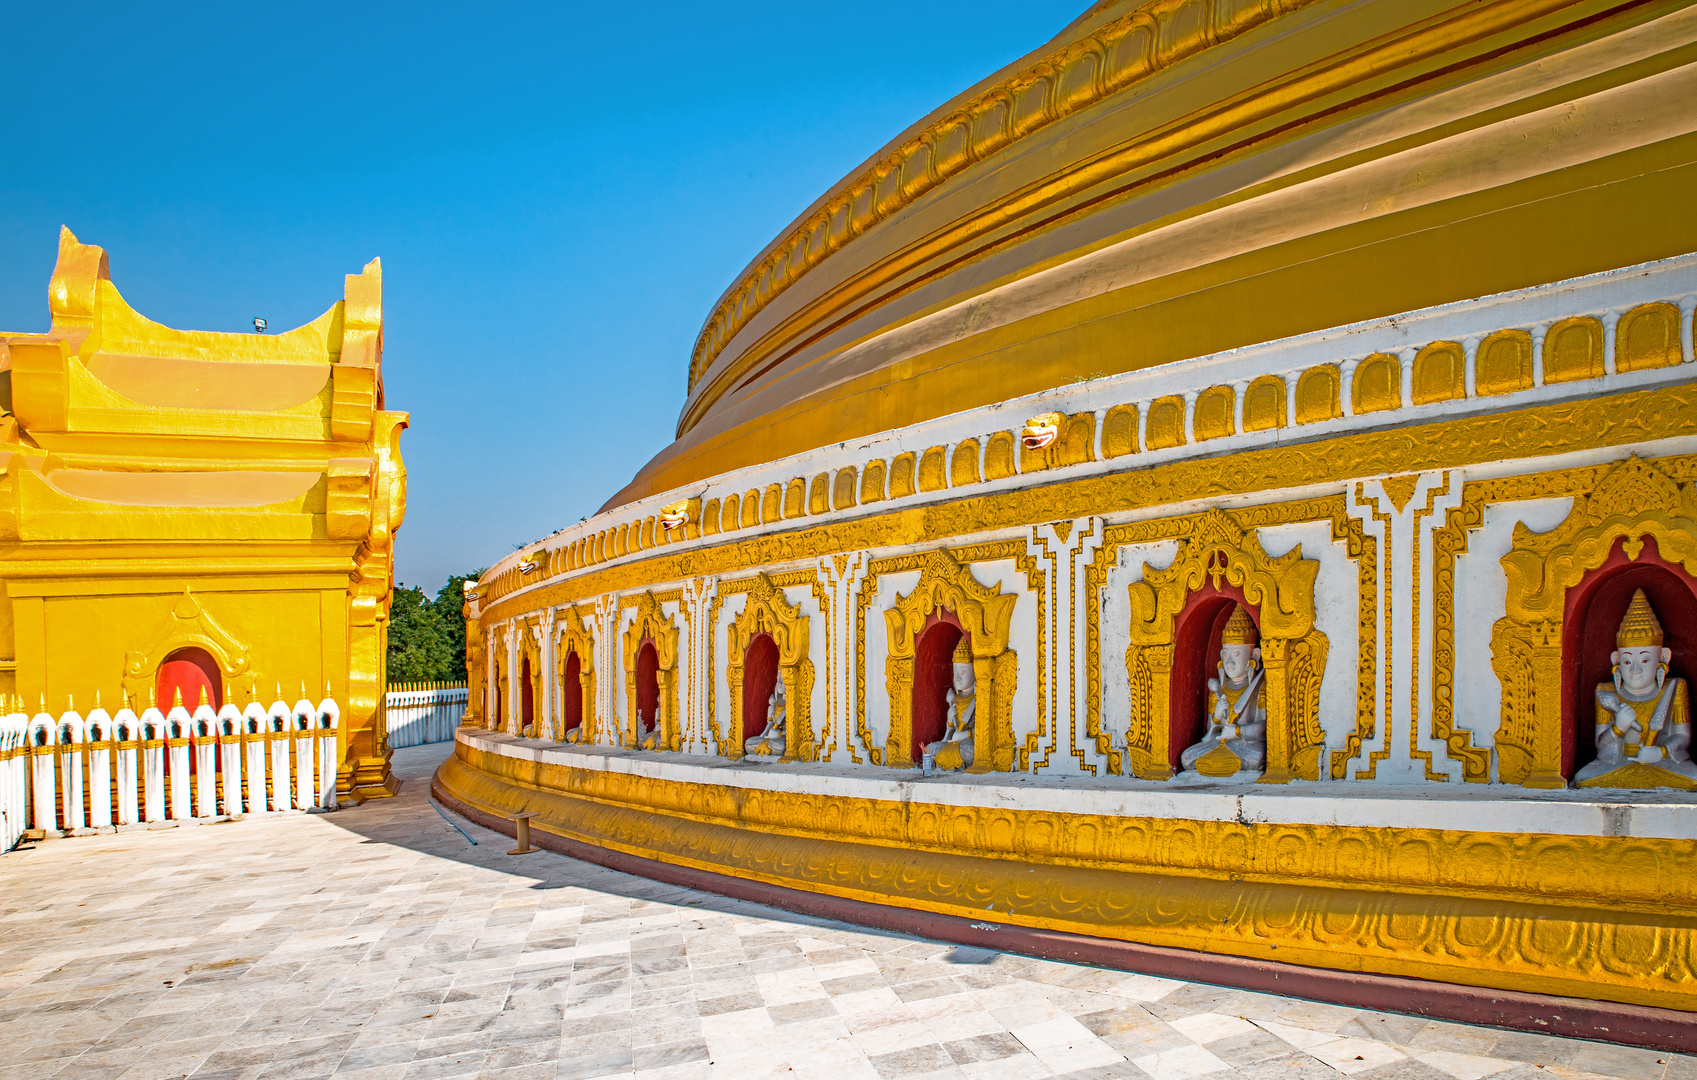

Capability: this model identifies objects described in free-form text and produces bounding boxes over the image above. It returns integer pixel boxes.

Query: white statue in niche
[1576,589,1696,788]
[744,678,787,758]
[1178,605,1267,780]
[922,637,977,775]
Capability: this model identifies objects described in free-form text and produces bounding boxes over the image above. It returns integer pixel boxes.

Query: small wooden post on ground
[508,812,538,855]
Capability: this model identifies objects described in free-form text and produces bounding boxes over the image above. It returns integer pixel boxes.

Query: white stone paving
[0,743,1689,1080]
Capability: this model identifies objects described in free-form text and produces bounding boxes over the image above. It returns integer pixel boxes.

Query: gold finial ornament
[172,687,184,709]
[1221,605,1259,646]
[952,635,973,664]
[1616,589,1665,648]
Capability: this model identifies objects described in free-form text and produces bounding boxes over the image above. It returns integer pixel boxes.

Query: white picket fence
[385,684,467,748]
[0,695,341,849]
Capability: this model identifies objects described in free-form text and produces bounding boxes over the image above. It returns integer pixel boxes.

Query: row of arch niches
[491,456,1697,787]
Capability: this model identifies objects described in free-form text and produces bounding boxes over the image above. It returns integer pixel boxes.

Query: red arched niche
[1560,535,1697,778]
[912,611,964,763]
[1168,582,1256,772]
[635,639,660,732]
[562,649,583,734]
[156,647,222,711]
[741,633,780,742]
[519,655,535,733]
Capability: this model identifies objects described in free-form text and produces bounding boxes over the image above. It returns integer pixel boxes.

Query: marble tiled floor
[1,744,1689,1080]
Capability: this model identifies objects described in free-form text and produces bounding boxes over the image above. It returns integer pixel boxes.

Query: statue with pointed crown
[922,636,977,775]
[1576,589,1696,789]
[744,677,788,758]
[1177,605,1267,780]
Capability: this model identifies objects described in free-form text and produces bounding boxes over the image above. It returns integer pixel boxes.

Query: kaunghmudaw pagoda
[440,0,1697,1043]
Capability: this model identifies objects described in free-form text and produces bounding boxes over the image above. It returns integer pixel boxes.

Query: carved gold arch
[883,549,1018,771]
[724,574,814,761]
[487,625,506,731]
[514,618,544,736]
[1491,456,1697,788]
[1124,509,1328,782]
[122,588,257,708]
[557,607,598,743]
[621,591,681,751]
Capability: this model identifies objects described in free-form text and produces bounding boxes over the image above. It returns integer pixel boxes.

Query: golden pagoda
[443,0,1697,1031]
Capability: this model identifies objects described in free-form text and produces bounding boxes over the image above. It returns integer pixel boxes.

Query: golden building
[442,0,1697,1036]
[0,228,407,799]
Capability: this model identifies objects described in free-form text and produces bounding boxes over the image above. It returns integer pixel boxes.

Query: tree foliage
[386,568,485,684]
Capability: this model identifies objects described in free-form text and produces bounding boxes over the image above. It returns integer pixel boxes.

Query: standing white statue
[922,637,977,775]
[744,678,787,758]
[1577,588,1696,788]
[1178,605,1267,779]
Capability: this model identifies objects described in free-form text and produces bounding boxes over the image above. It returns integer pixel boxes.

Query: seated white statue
[1577,589,1696,788]
[744,679,787,758]
[922,638,977,775]
[637,707,660,751]
[1178,605,1267,779]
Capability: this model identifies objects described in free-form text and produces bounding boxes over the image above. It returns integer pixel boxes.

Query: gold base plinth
[436,738,1697,1013]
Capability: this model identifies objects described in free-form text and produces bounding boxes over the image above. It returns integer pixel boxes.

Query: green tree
[386,585,453,683]
[385,568,487,685]
[431,569,485,682]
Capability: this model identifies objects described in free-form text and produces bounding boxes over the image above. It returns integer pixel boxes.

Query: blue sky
[0,2,1080,591]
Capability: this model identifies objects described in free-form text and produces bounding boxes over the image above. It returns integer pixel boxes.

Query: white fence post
[58,707,84,833]
[217,703,243,817]
[114,705,141,826]
[292,693,315,810]
[191,701,217,818]
[316,696,340,809]
[243,702,268,813]
[86,709,113,830]
[141,702,166,823]
[268,696,291,811]
[166,698,193,821]
[29,709,55,831]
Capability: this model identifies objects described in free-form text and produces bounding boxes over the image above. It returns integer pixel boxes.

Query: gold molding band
[438,739,1697,1011]
[483,382,1696,626]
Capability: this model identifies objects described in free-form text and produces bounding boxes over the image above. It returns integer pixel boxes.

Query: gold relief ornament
[883,549,1018,771]
[621,591,681,751]
[1021,412,1062,450]
[1123,510,1327,782]
[723,573,815,761]
[1575,589,1697,790]
[558,606,598,744]
[1178,605,1267,780]
[1492,456,1697,787]
[922,636,977,775]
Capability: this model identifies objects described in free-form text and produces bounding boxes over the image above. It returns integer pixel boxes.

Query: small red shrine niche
[911,611,964,763]
[519,655,535,734]
[740,633,779,742]
[561,649,583,734]
[1166,582,1257,771]
[634,638,659,740]
[156,646,222,711]
[1561,535,1697,778]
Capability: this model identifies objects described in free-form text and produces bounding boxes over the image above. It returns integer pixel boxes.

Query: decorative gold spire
[952,635,973,664]
[1221,605,1259,646]
[172,686,184,709]
[1616,589,1665,648]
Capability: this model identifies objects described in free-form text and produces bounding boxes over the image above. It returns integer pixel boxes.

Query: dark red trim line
[432,779,1696,1054]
